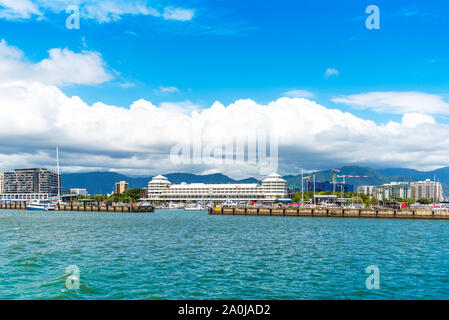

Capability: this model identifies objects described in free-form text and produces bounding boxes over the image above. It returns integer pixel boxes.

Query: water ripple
[1,210,449,299]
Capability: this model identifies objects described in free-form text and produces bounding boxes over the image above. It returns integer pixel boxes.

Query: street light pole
[301,169,304,207]
[313,174,316,205]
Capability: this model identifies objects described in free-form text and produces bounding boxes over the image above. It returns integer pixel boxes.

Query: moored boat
[26,200,56,211]
[184,203,208,211]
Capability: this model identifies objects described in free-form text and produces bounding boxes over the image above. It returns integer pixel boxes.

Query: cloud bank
[1,80,449,178]
[0,40,448,178]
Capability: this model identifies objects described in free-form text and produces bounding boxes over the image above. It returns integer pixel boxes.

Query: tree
[292,193,301,203]
[417,198,432,205]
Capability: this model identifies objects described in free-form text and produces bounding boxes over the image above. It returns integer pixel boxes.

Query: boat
[169,202,185,209]
[184,203,208,211]
[26,200,56,211]
[222,200,238,207]
[134,200,155,212]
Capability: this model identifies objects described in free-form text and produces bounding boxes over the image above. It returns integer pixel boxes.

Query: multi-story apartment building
[358,182,410,201]
[114,181,129,194]
[359,180,444,202]
[2,168,61,197]
[357,185,375,196]
[147,173,289,201]
[0,172,4,194]
[410,179,444,201]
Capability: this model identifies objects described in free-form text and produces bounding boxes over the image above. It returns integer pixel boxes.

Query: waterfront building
[358,182,410,201]
[2,168,61,197]
[70,188,88,196]
[0,172,3,194]
[114,181,129,194]
[376,182,410,201]
[147,173,289,201]
[357,185,375,196]
[359,180,444,202]
[411,179,444,202]
[0,193,53,202]
[140,188,148,199]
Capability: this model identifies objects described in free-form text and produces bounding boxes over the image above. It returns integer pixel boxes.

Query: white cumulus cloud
[0,80,449,178]
[401,113,436,128]
[0,39,112,85]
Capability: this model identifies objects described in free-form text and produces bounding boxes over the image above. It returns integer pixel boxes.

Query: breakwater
[0,202,154,212]
[209,207,449,220]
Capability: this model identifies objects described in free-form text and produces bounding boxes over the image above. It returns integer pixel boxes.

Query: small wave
[18,262,41,268]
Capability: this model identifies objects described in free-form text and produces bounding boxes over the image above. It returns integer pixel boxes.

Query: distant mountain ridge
[62,166,449,195]
[62,172,259,194]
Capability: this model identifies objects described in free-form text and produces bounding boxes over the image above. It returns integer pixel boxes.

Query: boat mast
[56,147,60,199]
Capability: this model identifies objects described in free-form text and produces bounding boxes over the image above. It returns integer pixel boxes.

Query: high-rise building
[0,172,4,194]
[114,181,129,194]
[2,168,61,196]
[411,179,444,201]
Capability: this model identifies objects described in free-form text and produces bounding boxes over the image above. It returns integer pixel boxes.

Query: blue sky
[1,0,449,177]
[2,0,449,122]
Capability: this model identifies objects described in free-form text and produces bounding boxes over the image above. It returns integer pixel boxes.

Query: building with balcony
[147,173,289,201]
[411,179,444,201]
[0,172,3,194]
[114,181,129,194]
[358,182,410,201]
[2,168,61,197]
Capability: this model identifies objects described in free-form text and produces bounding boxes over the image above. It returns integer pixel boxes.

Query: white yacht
[184,203,208,211]
[26,200,57,211]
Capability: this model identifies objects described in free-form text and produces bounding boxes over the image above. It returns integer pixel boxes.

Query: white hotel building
[147,173,289,202]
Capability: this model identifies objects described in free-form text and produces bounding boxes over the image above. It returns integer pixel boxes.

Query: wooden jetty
[209,207,449,220]
[0,202,154,212]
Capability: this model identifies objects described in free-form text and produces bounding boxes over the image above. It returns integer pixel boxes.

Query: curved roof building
[147,173,288,202]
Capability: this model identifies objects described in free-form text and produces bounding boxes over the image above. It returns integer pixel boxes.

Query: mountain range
[62,166,449,195]
[62,172,258,194]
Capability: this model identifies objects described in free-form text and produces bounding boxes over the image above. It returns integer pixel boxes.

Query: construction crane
[336,175,369,200]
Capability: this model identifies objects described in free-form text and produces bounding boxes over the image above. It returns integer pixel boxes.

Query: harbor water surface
[1,209,449,299]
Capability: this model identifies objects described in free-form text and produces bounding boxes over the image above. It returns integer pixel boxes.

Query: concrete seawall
[0,203,154,212]
[209,207,449,220]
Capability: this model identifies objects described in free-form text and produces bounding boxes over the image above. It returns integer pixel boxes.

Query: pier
[209,207,449,220]
[0,202,154,212]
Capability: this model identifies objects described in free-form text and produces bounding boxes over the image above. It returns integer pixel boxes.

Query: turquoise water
[1,209,449,299]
